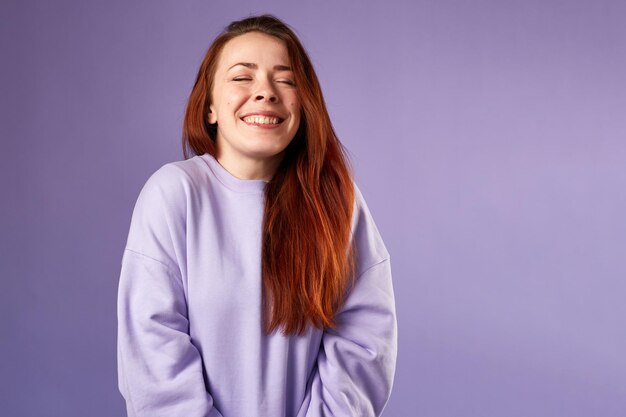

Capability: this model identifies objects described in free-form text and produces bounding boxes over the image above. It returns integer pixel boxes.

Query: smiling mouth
[241,115,284,126]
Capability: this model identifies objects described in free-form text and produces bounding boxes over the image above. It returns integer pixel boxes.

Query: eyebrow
[227,62,292,71]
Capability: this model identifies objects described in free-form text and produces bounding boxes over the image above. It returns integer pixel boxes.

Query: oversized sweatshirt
[117,153,397,417]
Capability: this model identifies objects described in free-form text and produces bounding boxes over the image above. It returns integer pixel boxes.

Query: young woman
[117,14,397,417]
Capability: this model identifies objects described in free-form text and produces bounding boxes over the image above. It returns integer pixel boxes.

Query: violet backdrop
[1,0,625,416]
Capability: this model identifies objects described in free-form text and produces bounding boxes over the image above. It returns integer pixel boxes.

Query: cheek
[291,105,302,129]
[288,96,301,113]
[218,86,246,109]
[294,105,302,124]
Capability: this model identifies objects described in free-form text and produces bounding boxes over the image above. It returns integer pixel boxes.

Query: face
[208,31,301,175]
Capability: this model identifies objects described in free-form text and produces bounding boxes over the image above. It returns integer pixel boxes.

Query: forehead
[218,32,290,67]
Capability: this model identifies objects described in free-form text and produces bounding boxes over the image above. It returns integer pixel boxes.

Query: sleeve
[117,165,223,417]
[296,258,398,417]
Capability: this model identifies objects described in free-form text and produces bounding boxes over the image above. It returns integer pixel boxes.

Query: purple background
[1,0,625,416]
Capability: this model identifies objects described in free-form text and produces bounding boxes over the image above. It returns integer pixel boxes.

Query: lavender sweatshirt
[117,153,397,417]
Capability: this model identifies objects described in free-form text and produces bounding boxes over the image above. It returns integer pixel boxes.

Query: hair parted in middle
[182,14,356,336]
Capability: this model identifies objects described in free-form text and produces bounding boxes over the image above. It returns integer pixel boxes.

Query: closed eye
[232,77,252,82]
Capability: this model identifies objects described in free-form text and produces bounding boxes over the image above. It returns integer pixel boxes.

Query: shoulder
[133,155,213,214]
[125,157,208,267]
[351,182,390,275]
[130,156,211,231]
[140,156,207,199]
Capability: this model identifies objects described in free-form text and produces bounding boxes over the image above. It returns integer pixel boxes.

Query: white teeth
[243,115,280,125]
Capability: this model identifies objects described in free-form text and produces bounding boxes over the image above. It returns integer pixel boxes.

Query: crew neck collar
[200,153,268,193]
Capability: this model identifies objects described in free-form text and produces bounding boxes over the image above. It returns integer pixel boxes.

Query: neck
[215,149,284,181]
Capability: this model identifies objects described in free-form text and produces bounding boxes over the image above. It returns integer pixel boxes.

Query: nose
[254,91,278,103]
[254,79,278,103]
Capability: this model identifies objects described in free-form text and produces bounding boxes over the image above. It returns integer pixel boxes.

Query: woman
[117,14,397,417]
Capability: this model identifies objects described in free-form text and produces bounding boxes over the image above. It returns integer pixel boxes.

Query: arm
[117,250,223,417]
[297,258,398,417]
[117,165,223,417]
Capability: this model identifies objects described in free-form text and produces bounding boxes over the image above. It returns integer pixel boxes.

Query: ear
[207,104,217,124]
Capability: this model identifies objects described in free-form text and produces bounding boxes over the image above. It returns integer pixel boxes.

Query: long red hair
[183,15,355,335]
